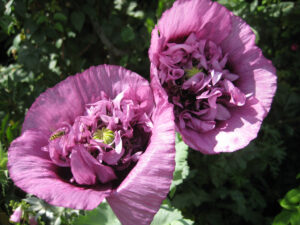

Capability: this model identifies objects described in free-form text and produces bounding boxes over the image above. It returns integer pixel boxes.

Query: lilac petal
[107,93,175,225]
[114,131,122,154]
[216,104,231,120]
[71,146,97,185]
[72,145,117,184]
[178,97,266,154]
[10,206,22,223]
[221,15,276,116]
[223,80,246,106]
[186,117,215,132]
[102,148,125,166]
[157,0,231,44]
[8,131,111,210]
[168,69,185,81]
[123,85,154,115]
[223,71,239,81]
[48,137,70,167]
[22,65,149,134]
[211,70,222,86]
[182,72,204,90]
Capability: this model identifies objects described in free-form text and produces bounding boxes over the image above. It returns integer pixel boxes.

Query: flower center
[185,67,203,78]
[92,127,115,145]
[44,91,153,187]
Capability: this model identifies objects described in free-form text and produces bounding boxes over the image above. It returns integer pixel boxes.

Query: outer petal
[221,15,277,116]
[149,0,232,64]
[107,92,175,225]
[8,130,111,210]
[178,97,265,154]
[22,65,149,135]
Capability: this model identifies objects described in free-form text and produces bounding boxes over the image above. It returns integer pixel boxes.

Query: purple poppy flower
[149,0,277,154]
[8,65,175,225]
[10,206,23,223]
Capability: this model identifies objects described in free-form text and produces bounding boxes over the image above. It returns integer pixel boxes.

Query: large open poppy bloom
[149,0,277,154]
[8,65,175,225]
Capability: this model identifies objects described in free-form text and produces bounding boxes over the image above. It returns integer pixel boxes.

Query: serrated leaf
[71,12,85,32]
[151,204,194,225]
[73,201,121,225]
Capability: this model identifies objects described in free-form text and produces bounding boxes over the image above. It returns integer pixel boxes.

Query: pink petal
[178,97,266,154]
[71,145,117,184]
[158,0,231,44]
[216,104,231,121]
[107,92,175,225]
[10,206,22,223]
[221,15,276,116]
[211,70,222,86]
[8,131,111,210]
[71,146,97,185]
[149,0,232,66]
[22,65,149,134]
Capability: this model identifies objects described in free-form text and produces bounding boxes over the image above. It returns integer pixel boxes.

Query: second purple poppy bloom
[8,65,175,225]
[149,0,277,154]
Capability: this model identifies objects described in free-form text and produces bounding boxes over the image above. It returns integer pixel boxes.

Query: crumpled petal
[221,15,277,116]
[149,0,276,154]
[22,65,149,134]
[107,87,175,225]
[71,145,117,185]
[8,130,111,210]
[178,97,265,153]
[149,0,232,66]
[9,64,176,225]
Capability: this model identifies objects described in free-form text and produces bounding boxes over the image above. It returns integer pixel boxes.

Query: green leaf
[280,188,300,210]
[170,133,189,196]
[54,22,64,33]
[53,13,67,22]
[73,201,194,225]
[73,201,121,225]
[0,142,7,169]
[71,12,85,32]
[290,211,300,225]
[121,26,135,42]
[273,210,292,225]
[151,204,194,225]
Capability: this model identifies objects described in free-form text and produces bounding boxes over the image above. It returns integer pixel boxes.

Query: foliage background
[0,0,299,224]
